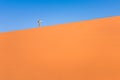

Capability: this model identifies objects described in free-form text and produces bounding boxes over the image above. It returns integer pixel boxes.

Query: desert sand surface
[0,16,120,80]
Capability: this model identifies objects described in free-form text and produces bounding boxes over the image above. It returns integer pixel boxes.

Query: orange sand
[0,16,120,80]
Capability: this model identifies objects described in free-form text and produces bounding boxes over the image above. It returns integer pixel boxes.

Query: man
[37,19,42,27]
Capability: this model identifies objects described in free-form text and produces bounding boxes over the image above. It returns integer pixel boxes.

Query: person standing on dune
[38,19,42,27]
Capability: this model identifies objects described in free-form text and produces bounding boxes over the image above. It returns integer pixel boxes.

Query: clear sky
[0,0,120,32]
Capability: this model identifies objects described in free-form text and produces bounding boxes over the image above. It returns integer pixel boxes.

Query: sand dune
[0,16,120,80]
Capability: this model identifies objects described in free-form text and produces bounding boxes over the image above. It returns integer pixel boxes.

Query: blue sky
[0,0,120,32]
